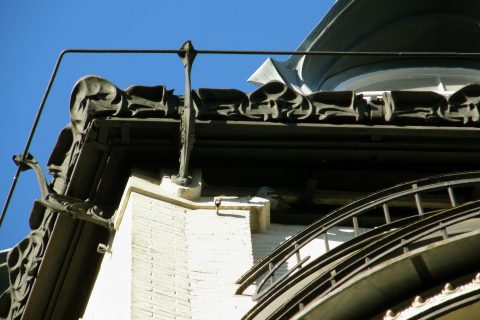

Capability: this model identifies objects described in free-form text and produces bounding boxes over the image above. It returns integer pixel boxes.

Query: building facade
[2,0,480,319]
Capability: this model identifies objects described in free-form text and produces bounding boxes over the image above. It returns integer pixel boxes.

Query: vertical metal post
[352,216,360,237]
[323,231,330,252]
[173,41,197,186]
[402,238,409,253]
[330,269,336,286]
[294,242,301,266]
[412,184,424,216]
[447,186,457,207]
[441,227,449,240]
[383,203,392,223]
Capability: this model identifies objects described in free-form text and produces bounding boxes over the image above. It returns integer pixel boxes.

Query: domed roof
[249,0,480,92]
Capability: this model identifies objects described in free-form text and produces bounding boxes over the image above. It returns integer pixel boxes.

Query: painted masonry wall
[82,175,360,319]
[83,177,259,320]
[128,193,255,319]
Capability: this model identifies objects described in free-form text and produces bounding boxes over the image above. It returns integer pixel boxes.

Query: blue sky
[0,0,335,248]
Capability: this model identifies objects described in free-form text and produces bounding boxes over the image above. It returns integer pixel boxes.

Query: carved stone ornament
[67,76,480,126]
[69,75,179,134]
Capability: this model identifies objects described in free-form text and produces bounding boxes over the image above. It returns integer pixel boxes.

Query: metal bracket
[13,153,114,231]
[172,40,197,186]
[13,153,51,199]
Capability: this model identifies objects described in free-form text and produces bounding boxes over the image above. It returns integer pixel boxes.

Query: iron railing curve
[236,170,480,296]
[258,202,480,320]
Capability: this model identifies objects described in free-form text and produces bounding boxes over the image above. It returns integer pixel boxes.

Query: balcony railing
[243,197,480,320]
[236,170,480,300]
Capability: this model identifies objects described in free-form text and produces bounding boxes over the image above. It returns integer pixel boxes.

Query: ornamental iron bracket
[172,40,197,186]
[13,153,114,231]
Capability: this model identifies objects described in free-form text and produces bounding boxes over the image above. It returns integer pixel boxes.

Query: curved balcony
[236,170,480,319]
[244,200,480,319]
[237,171,480,297]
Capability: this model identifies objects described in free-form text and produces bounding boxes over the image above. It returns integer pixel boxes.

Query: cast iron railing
[3,46,480,227]
[235,170,480,299]
[242,215,418,319]
[243,199,480,320]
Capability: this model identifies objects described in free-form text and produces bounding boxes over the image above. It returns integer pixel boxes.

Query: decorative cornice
[69,75,480,126]
[2,75,480,319]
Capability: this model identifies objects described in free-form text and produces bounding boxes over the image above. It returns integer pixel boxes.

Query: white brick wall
[131,193,192,320]
[131,194,256,320]
[82,174,364,320]
[186,209,255,319]
[83,180,260,320]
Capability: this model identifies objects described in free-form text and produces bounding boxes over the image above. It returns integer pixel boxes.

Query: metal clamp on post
[12,153,114,231]
[172,41,197,186]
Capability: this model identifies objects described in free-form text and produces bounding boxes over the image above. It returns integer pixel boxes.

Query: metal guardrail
[245,215,419,316]
[2,46,480,227]
[245,199,480,320]
[236,171,480,298]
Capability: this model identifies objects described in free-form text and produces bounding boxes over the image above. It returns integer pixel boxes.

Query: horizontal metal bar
[3,46,480,226]
[56,48,480,57]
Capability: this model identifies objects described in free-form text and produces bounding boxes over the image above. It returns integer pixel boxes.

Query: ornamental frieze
[69,76,480,126]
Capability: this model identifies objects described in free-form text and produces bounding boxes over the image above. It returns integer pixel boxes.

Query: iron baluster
[441,228,449,240]
[294,242,301,266]
[383,203,392,223]
[448,186,457,207]
[330,270,336,286]
[412,184,424,216]
[352,216,360,237]
[402,238,409,253]
[324,231,330,252]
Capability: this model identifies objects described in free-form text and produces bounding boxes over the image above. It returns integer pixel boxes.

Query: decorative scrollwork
[70,75,179,135]
[0,209,55,320]
[66,76,480,127]
[444,84,480,124]
[309,91,366,123]
[383,91,447,124]
[241,82,312,121]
